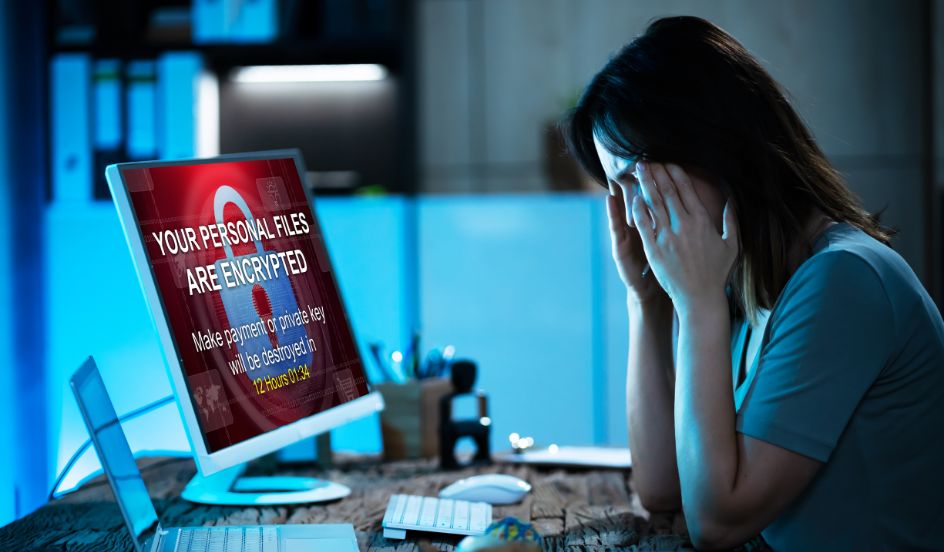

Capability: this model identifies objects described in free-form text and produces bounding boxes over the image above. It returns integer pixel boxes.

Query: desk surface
[0,455,767,551]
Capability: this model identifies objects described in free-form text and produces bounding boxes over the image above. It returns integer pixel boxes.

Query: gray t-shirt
[731,222,944,550]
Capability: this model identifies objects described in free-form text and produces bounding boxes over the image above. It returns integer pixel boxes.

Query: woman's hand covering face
[630,161,739,315]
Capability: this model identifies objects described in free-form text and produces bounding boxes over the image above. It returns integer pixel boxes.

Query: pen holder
[377,378,452,460]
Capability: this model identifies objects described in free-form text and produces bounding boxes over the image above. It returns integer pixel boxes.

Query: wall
[0,0,13,528]
[418,0,933,287]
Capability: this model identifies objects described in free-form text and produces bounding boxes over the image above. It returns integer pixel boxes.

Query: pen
[410,331,421,379]
[370,342,398,383]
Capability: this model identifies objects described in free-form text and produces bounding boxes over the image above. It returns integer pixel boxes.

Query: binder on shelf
[93,59,124,198]
[157,52,203,160]
[192,0,224,43]
[193,0,277,44]
[51,54,92,202]
[126,61,157,160]
[93,59,122,151]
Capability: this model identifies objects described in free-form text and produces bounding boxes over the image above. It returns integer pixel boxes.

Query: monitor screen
[118,155,370,453]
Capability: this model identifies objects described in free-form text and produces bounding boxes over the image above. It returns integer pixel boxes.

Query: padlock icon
[213,185,313,382]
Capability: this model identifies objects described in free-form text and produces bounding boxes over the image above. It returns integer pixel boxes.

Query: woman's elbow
[688,525,727,550]
[636,488,682,512]
[632,470,682,512]
[686,513,745,550]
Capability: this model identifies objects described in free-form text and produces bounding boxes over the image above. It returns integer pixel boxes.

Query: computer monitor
[105,149,383,505]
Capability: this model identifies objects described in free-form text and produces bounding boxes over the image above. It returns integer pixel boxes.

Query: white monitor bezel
[106,149,383,476]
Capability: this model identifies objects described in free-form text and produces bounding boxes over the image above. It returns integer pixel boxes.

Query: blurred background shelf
[45,0,417,199]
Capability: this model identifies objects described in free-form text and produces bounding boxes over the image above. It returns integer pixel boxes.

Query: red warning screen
[121,156,369,453]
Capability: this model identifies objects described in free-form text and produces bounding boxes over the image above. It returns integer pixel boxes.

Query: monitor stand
[181,463,351,506]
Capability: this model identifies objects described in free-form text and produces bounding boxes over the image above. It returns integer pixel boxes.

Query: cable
[48,394,176,501]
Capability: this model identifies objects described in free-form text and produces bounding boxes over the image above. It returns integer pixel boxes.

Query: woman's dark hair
[565,15,894,322]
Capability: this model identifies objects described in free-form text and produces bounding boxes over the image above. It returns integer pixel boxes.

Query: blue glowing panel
[45,203,188,491]
[314,197,413,453]
[596,198,630,446]
[418,195,597,452]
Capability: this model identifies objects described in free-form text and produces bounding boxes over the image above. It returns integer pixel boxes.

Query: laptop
[70,356,359,552]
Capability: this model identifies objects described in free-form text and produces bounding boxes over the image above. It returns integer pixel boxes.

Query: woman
[566,16,944,550]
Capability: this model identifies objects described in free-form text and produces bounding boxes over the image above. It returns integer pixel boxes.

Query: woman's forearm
[627,294,681,511]
[674,292,738,540]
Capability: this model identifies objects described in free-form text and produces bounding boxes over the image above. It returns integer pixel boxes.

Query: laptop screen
[117,155,370,453]
[71,358,158,552]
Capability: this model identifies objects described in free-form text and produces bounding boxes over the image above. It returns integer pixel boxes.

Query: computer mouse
[438,474,532,505]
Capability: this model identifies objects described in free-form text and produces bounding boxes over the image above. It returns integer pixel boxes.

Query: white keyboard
[381,494,492,540]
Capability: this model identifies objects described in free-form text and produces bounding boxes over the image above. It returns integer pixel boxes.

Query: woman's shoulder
[759,227,900,353]
[771,225,891,316]
[809,223,922,300]
[777,222,934,332]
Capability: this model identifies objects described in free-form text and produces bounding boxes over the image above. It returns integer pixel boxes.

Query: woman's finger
[631,195,656,253]
[637,163,668,230]
[648,162,688,228]
[664,163,704,217]
[608,182,632,229]
[615,183,635,228]
[605,193,629,240]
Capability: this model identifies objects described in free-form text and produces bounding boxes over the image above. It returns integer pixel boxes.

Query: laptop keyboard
[174,526,278,552]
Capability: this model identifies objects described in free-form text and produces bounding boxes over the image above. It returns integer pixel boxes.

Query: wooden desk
[0,456,767,551]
